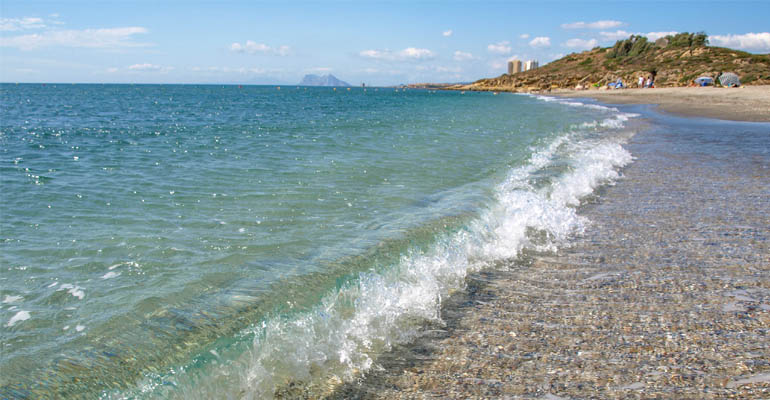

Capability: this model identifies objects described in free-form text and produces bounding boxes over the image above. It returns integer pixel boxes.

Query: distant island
[298,74,351,87]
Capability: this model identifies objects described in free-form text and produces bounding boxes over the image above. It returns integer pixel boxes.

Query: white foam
[7,310,30,327]
[550,141,633,207]
[106,261,139,278]
[535,95,559,102]
[150,120,638,399]
[533,95,620,113]
[2,295,23,304]
[102,271,121,279]
[59,284,85,300]
[131,100,640,398]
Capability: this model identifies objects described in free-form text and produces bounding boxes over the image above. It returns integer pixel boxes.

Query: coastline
[549,85,770,123]
[330,106,770,398]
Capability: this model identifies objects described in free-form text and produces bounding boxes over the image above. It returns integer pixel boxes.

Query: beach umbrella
[694,76,713,86]
[719,72,740,87]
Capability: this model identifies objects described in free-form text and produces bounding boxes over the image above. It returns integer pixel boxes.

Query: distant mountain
[299,74,352,87]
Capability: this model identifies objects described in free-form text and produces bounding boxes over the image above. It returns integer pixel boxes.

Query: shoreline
[548,85,770,123]
[330,107,770,398]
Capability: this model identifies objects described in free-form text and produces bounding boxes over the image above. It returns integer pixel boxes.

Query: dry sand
[550,85,770,122]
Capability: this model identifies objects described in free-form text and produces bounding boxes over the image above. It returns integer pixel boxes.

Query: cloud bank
[0,27,150,50]
[599,30,678,41]
[359,47,436,61]
[710,32,770,51]
[128,63,173,72]
[529,36,551,48]
[0,17,46,31]
[562,20,623,30]
[230,40,291,56]
[565,38,598,50]
[487,41,511,54]
[453,50,474,61]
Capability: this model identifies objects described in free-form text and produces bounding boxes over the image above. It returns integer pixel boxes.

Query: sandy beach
[550,85,770,122]
[328,103,770,398]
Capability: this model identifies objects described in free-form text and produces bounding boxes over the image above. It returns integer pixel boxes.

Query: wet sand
[550,85,770,123]
[327,112,770,398]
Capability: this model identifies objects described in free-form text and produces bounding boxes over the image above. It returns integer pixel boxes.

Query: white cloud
[443,29,453,37]
[564,38,599,50]
[0,27,150,50]
[106,67,119,73]
[230,40,291,56]
[710,32,770,51]
[0,17,46,31]
[231,41,268,53]
[561,20,623,30]
[275,45,291,56]
[599,30,634,41]
[645,31,678,40]
[190,66,268,74]
[359,49,386,59]
[519,34,530,39]
[529,36,551,48]
[400,47,435,59]
[453,50,474,61]
[599,30,678,42]
[487,41,511,54]
[358,47,435,61]
[128,63,173,72]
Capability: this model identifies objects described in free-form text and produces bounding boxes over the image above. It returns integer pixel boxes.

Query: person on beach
[645,77,652,88]
[638,76,645,88]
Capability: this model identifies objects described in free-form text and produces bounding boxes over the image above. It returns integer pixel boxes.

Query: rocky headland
[451,33,770,93]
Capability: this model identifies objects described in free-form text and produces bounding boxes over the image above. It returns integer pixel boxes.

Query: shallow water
[327,107,770,399]
[1,85,639,398]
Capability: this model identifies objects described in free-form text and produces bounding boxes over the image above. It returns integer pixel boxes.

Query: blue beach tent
[694,76,714,86]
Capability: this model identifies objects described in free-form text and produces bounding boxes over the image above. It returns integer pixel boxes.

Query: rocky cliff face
[456,34,770,93]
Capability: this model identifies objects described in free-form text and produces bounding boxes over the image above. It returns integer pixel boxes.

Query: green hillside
[461,33,770,92]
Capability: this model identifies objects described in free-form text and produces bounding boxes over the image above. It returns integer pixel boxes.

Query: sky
[2,0,769,86]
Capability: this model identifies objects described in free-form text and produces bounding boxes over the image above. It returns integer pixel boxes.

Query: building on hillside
[507,59,522,75]
[524,60,539,71]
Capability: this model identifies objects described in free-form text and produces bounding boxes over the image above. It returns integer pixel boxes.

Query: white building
[523,60,539,71]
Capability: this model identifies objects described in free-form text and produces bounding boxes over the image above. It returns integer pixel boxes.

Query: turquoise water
[1,84,638,398]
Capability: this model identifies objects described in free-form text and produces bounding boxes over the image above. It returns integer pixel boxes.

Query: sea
[1,84,639,398]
